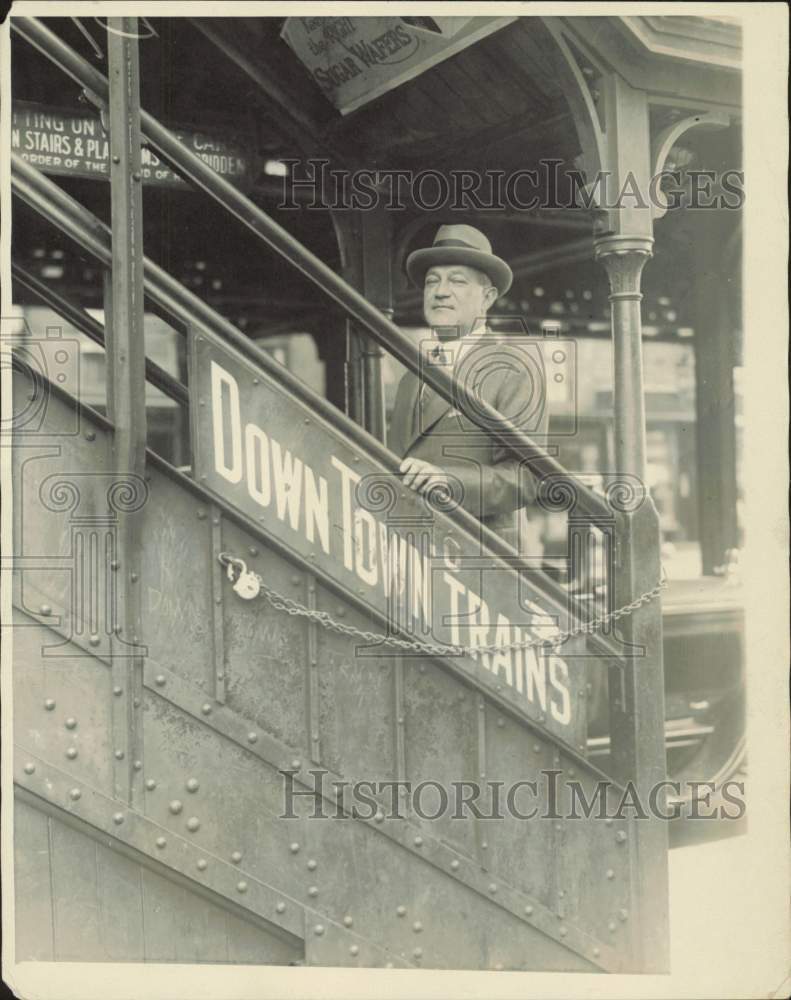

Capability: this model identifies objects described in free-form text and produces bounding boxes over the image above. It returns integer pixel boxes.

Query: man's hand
[399,457,449,496]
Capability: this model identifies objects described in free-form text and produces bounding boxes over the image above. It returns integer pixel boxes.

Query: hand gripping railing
[11,14,611,523]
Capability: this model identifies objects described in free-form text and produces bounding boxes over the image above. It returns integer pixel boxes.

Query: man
[389,224,548,548]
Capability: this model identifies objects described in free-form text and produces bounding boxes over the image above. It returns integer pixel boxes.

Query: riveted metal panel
[314,581,397,784]
[140,466,214,690]
[13,612,114,795]
[402,662,479,858]
[220,518,308,750]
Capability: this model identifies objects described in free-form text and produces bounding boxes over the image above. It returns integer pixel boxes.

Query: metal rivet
[489,883,497,894]
[606,868,615,880]
[593,946,601,957]
[555,823,562,832]
[133,760,142,771]
[559,926,568,937]
[133,697,141,708]
[40,604,52,616]
[308,886,318,897]
[343,915,353,927]
[533,743,541,753]
[237,881,248,893]
[169,800,183,815]
[186,817,200,832]
[276,901,286,913]
[396,905,406,917]
[413,836,422,847]
[349,944,359,956]
[155,675,166,686]
[110,560,120,571]
[307,859,317,871]
[132,172,141,182]
[197,858,208,871]
[413,947,423,959]
[247,732,257,744]
[374,810,384,823]
[291,576,300,585]
[314,924,324,936]
[186,778,199,793]
[113,686,123,696]
[212,517,220,526]
[65,717,77,730]
[85,430,96,441]
[66,747,77,759]
[604,817,613,826]
[44,699,56,711]
[559,890,565,898]
[231,851,242,863]
[155,837,166,849]
[291,759,301,770]
[481,841,488,849]
[216,671,224,680]
[450,859,460,871]
[413,921,422,933]
[397,716,404,725]
[24,762,35,775]
[113,812,124,825]
[215,597,222,606]
[608,920,617,932]
[618,908,629,922]
[615,830,627,843]
[201,703,212,715]
[89,634,100,647]
[290,842,300,854]
[524,905,534,916]
[69,787,81,800]
[114,749,124,760]
[146,778,156,790]
[197,510,206,519]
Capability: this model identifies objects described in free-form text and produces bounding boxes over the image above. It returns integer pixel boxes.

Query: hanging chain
[218,552,667,659]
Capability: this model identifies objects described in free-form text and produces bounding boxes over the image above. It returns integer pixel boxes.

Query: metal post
[596,234,669,973]
[359,206,391,443]
[107,17,146,806]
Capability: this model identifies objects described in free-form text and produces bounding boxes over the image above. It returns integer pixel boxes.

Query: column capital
[594,236,654,299]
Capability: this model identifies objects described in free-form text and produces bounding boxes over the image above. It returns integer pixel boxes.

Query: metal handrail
[12,154,631,662]
[11,15,611,523]
[11,262,189,405]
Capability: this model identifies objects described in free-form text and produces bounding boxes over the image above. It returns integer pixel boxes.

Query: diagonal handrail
[11,262,189,405]
[11,152,630,662]
[11,15,611,523]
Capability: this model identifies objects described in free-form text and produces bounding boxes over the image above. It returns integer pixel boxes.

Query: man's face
[423,264,496,338]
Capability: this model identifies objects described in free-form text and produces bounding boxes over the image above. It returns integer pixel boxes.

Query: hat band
[432,238,485,251]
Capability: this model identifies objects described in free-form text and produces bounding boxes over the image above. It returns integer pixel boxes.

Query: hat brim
[406,246,513,297]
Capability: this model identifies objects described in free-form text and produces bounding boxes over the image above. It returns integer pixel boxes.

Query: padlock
[233,569,261,600]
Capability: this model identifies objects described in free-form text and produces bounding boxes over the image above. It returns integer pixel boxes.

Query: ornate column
[594,236,653,479]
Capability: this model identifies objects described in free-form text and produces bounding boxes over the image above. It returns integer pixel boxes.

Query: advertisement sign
[280,15,517,115]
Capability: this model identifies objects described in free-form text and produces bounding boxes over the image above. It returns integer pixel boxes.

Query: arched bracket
[651,111,731,219]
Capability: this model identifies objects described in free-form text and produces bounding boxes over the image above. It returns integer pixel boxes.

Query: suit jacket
[388,331,549,547]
